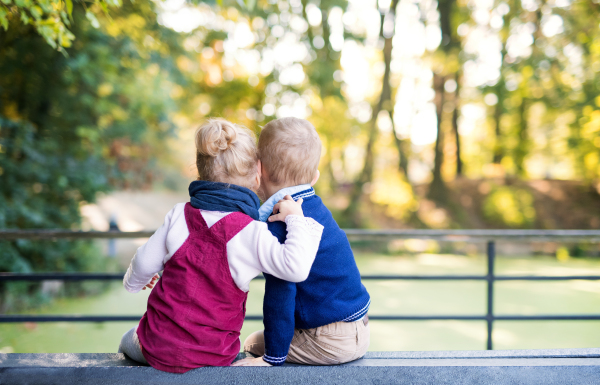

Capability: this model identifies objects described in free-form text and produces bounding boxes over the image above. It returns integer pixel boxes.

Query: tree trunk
[390,109,410,177]
[301,0,340,99]
[343,0,398,226]
[428,73,447,201]
[492,81,504,164]
[514,97,528,176]
[452,72,462,176]
[326,141,338,192]
[428,0,456,200]
[493,6,513,164]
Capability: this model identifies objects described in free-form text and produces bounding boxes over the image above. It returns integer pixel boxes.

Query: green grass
[2,253,600,353]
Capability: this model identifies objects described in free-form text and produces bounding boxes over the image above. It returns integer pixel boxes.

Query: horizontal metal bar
[370,315,600,321]
[0,315,143,322]
[3,314,600,323]
[0,230,153,240]
[495,276,600,281]
[360,276,600,281]
[3,273,600,282]
[344,229,600,242]
[493,315,600,321]
[0,315,265,323]
[2,229,600,241]
[359,275,487,280]
[0,273,487,281]
[369,315,487,320]
[0,273,125,281]
[367,315,600,321]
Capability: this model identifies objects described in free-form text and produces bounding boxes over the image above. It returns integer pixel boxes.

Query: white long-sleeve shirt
[123,203,324,293]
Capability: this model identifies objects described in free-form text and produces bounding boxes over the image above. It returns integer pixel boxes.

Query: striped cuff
[263,354,287,366]
[343,299,371,322]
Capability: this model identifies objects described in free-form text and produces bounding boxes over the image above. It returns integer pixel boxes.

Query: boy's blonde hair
[195,119,258,189]
[258,117,321,186]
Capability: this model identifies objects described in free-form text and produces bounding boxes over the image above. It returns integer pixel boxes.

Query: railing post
[108,216,120,258]
[486,240,495,350]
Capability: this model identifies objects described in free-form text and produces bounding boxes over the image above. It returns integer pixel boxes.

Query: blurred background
[1,0,599,353]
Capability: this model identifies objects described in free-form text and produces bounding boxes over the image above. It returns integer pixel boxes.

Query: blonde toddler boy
[234,117,371,367]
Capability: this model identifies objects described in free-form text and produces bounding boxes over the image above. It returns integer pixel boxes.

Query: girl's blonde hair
[195,119,258,189]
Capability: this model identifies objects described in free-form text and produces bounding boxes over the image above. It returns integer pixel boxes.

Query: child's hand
[268,195,304,222]
[142,274,160,290]
[231,356,272,367]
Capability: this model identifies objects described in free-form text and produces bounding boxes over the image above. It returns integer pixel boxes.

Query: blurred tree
[1,0,599,259]
[557,1,600,181]
[0,0,119,50]
[302,0,347,192]
[343,0,399,226]
[428,0,464,201]
[0,0,185,308]
[302,0,345,100]
[489,0,514,166]
[0,0,258,50]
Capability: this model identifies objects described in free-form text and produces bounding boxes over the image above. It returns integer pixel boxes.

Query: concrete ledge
[1,349,600,384]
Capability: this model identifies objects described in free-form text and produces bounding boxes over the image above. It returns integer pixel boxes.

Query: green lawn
[1,252,600,353]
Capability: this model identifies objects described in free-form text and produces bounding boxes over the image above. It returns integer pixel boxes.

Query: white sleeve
[255,215,324,283]
[123,207,176,293]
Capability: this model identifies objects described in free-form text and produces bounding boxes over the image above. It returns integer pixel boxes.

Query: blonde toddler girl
[118,119,323,373]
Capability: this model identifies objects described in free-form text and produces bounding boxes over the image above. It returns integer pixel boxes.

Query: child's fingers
[272,202,281,214]
[268,212,286,222]
[277,196,295,206]
[144,275,159,291]
[296,198,303,205]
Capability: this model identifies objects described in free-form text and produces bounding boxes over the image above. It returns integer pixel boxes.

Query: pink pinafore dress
[137,203,254,373]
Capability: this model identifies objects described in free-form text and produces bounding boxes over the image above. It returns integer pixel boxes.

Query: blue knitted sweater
[261,188,370,366]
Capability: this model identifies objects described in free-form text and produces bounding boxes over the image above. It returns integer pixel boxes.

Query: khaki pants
[244,316,369,365]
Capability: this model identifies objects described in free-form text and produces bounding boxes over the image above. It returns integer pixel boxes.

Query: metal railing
[1,229,600,350]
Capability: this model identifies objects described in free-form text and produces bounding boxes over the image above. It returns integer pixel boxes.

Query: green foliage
[1,0,598,272]
[0,0,121,50]
[0,119,107,231]
[483,186,536,228]
[0,118,119,310]
[0,0,186,308]
[0,117,114,311]
[0,0,265,51]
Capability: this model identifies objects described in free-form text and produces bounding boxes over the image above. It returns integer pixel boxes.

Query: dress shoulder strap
[184,202,209,233]
[209,212,254,243]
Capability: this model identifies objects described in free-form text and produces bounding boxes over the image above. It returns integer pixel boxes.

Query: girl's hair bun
[195,119,238,157]
[194,118,258,188]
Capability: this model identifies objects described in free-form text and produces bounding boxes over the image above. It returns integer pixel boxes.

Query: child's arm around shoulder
[253,195,323,282]
[123,203,186,293]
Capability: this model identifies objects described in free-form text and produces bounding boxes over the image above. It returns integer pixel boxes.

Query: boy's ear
[310,170,320,187]
[255,160,262,189]
[257,160,262,179]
